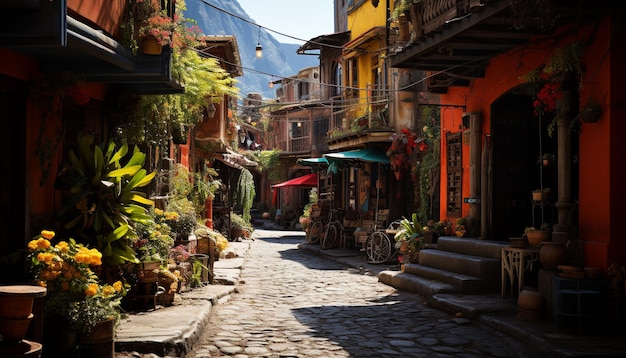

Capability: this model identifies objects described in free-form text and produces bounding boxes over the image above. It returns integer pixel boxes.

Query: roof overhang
[389,0,601,93]
[297,31,351,55]
[200,36,244,78]
[0,1,183,94]
[343,27,386,59]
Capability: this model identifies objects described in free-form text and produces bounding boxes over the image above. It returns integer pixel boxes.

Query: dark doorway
[490,90,557,241]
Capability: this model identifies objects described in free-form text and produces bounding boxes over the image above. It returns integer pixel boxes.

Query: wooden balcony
[327,85,393,150]
[391,0,594,92]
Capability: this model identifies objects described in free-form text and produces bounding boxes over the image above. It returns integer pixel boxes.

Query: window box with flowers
[27,230,127,356]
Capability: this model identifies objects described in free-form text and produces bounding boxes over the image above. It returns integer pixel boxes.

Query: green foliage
[230,212,253,232]
[247,149,282,183]
[55,133,156,265]
[189,168,222,216]
[166,197,197,238]
[394,213,423,245]
[114,0,240,147]
[131,211,175,262]
[416,108,441,224]
[232,168,255,223]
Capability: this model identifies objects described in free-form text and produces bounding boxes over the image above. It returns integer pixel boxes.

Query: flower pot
[526,230,551,246]
[0,313,33,341]
[0,285,46,319]
[539,241,567,270]
[399,240,409,254]
[140,36,163,55]
[79,318,115,358]
[532,188,551,202]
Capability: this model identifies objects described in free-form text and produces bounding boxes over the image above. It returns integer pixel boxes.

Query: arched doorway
[489,87,558,241]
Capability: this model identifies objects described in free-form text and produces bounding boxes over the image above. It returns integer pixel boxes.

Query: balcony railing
[289,136,311,153]
[406,0,483,39]
[328,84,391,140]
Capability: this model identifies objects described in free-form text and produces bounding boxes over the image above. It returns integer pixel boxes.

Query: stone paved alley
[184,229,532,358]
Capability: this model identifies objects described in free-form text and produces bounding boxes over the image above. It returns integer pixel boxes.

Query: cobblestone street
[187,229,533,357]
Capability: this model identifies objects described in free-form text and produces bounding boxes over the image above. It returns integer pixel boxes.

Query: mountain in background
[185,0,320,99]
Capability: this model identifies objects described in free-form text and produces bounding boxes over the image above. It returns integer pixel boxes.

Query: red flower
[534,82,562,116]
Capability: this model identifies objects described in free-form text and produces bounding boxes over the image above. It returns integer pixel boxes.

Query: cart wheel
[307,220,323,244]
[366,231,393,264]
[321,222,339,249]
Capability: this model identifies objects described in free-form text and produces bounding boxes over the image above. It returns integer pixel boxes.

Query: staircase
[379,236,511,316]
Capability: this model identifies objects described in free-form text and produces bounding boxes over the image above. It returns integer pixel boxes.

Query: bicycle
[320,209,343,249]
[306,216,324,244]
[365,220,402,264]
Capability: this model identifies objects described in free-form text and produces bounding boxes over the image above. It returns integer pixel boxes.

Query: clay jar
[518,287,544,312]
[539,241,568,270]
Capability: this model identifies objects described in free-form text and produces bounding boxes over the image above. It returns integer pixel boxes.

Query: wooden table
[501,246,539,298]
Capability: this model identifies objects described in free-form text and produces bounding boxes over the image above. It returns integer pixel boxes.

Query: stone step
[418,249,501,280]
[436,236,509,260]
[402,263,494,293]
[378,270,456,297]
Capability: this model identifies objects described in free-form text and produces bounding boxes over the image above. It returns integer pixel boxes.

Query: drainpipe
[466,112,482,236]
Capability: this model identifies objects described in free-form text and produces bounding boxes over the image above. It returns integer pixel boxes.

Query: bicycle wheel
[307,220,323,244]
[366,231,393,264]
[321,222,339,249]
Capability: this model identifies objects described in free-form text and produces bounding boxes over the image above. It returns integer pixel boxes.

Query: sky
[237,0,335,44]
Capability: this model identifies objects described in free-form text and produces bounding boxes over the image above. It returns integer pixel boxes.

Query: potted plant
[27,230,127,356]
[538,153,555,167]
[579,98,603,123]
[54,132,156,269]
[532,187,552,202]
[231,212,254,240]
[524,224,552,246]
[394,213,423,263]
[455,218,466,237]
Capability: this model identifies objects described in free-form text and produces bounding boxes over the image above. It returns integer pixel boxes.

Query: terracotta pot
[0,313,33,341]
[518,287,544,312]
[399,240,409,254]
[539,241,567,270]
[140,36,163,55]
[526,230,551,246]
[79,319,115,358]
[0,285,46,319]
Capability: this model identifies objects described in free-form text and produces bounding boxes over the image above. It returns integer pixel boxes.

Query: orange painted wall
[437,17,623,269]
[67,0,128,38]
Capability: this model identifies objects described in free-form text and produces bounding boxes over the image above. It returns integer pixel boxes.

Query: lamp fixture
[255,26,263,58]
[206,102,216,119]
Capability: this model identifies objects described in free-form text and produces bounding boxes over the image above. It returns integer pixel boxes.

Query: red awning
[271,173,318,188]
[271,174,318,206]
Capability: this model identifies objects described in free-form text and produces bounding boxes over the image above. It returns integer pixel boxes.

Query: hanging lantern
[206,102,216,119]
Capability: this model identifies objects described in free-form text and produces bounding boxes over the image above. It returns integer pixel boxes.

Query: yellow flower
[85,283,99,296]
[55,241,70,252]
[37,252,56,265]
[102,285,116,297]
[28,238,51,251]
[112,281,123,292]
[41,230,55,240]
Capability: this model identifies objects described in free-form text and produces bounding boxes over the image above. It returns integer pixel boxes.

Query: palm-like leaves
[56,133,156,264]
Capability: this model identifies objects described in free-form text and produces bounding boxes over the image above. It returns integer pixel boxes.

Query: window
[446,132,462,217]
[298,81,310,100]
[332,62,342,97]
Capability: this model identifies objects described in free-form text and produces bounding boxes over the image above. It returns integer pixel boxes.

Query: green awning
[324,148,390,166]
[297,157,329,166]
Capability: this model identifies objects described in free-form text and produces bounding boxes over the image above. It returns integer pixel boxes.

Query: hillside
[185,0,319,99]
